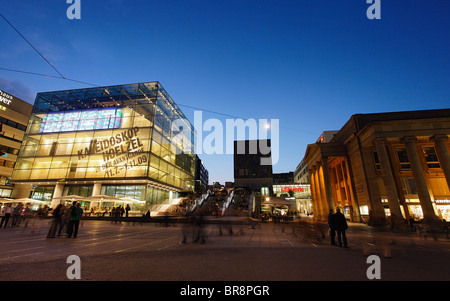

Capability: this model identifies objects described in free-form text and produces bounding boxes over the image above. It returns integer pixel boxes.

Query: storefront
[382,198,449,222]
[0,89,33,199]
[435,199,450,221]
[406,200,423,220]
[11,82,196,214]
[261,197,291,220]
[272,184,311,214]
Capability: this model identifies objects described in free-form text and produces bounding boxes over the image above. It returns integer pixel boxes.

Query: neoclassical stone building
[303,109,450,226]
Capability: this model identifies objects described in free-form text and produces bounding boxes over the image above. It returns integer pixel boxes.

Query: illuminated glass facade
[11,82,196,210]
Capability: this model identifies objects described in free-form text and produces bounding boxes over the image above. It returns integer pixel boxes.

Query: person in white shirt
[1,203,13,228]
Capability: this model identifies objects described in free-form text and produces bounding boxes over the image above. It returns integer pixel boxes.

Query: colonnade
[309,134,450,226]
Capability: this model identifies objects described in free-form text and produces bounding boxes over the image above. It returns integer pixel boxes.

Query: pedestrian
[58,205,69,236]
[110,207,116,219]
[114,206,122,223]
[11,203,23,227]
[327,209,336,246]
[47,204,63,238]
[66,201,83,238]
[442,219,449,239]
[332,207,348,248]
[23,205,33,228]
[125,204,130,218]
[0,203,12,228]
[180,212,195,244]
[193,213,206,244]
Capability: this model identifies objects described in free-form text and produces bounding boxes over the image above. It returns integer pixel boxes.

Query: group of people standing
[47,201,83,238]
[0,203,36,228]
[0,201,84,238]
[111,204,132,223]
[327,208,349,248]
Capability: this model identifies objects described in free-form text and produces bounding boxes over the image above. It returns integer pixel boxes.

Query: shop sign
[435,199,450,204]
[76,126,147,178]
[281,187,304,193]
[0,90,13,106]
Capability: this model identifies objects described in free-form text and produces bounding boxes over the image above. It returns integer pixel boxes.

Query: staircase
[188,190,210,213]
[150,198,182,216]
[222,190,235,216]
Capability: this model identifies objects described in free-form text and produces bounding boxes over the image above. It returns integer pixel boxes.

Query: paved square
[0,217,448,281]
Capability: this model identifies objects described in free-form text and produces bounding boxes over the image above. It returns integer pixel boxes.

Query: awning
[53,195,84,200]
[118,197,145,204]
[262,198,291,207]
[4,198,49,204]
[85,195,119,201]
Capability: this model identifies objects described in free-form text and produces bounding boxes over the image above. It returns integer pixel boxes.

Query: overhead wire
[0,12,314,135]
[0,65,315,134]
[175,103,317,135]
[0,67,99,87]
[0,12,66,79]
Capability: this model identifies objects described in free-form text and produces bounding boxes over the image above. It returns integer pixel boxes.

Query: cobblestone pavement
[0,217,448,283]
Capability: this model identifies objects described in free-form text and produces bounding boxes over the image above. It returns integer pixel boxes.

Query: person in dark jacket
[66,201,83,238]
[332,207,348,248]
[47,204,63,238]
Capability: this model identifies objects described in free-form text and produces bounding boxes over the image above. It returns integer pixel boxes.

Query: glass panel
[125,166,147,177]
[12,169,31,180]
[151,142,161,157]
[150,155,159,169]
[396,148,410,169]
[48,168,68,179]
[422,146,440,168]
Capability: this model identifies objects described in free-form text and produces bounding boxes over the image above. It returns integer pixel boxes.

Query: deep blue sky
[1,0,449,184]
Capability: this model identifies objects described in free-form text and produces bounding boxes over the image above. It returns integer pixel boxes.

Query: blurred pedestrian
[23,205,33,228]
[194,213,206,244]
[442,219,449,239]
[0,203,12,228]
[114,206,122,223]
[58,205,69,236]
[47,204,63,238]
[125,204,130,218]
[11,203,23,227]
[332,207,348,248]
[180,212,195,244]
[66,201,83,238]
[327,209,336,246]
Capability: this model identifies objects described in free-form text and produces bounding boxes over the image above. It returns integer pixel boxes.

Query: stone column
[321,157,336,213]
[361,147,387,225]
[343,158,361,223]
[311,168,319,220]
[309,168,319,220]
[431,135,450,191]
[402,136,439,223]
[316,162,327,221]
[51,182,64,208]
[92,182,102,196]
[374,138,404,223]
[91,182,103,211]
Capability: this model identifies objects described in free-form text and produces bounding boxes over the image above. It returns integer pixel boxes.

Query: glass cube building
[11,82,196,211]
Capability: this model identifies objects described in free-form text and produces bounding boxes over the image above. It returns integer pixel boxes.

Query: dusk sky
[1,0,449,184]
